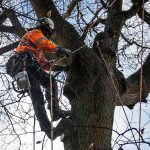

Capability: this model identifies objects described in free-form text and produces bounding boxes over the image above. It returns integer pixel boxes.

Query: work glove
[56,47,72,55]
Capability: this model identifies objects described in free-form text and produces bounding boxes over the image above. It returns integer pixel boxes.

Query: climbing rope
[49,66,54,150]
[54,45,86,65]
[139,0,145,148]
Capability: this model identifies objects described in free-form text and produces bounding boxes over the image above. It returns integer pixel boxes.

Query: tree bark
[1,0,150,149]
[63,47,116,150]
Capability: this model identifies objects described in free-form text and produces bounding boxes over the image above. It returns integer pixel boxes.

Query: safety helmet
[37,17,55,38]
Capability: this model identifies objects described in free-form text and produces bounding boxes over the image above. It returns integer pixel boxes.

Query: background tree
[0,0,150,150]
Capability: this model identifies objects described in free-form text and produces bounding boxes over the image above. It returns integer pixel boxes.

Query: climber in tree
[6,17,71,133]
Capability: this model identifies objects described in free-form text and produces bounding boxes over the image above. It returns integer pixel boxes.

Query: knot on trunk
[93,32,115,58]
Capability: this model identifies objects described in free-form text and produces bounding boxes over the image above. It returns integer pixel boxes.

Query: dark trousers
[18,53,57,131]
[27,62,52,131]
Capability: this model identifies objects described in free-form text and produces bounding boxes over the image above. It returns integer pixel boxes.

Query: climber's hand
[56,47,72,55]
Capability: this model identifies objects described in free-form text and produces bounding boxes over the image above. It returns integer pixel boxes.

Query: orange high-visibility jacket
[16,29,57,71]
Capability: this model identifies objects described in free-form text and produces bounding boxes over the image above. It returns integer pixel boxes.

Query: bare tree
[0,0,150,150]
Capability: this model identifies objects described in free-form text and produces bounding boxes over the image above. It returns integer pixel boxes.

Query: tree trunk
[62,1,124,149]
[63,45,116,150]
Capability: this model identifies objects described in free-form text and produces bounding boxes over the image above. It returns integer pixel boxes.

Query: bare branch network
[0,0,150,150]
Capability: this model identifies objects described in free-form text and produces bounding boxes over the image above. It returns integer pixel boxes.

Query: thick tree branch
[0,41,19,55]
[4,9,26,37]
[0,11,7,24]
[120,53,150,106]
[30,0,84,50]
[105,0,149,31]
[0,9,26,55]
[0,25,22,34]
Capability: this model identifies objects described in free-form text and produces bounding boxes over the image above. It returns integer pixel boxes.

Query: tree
[0,0,150,150]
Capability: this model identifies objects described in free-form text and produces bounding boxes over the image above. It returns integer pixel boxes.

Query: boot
[47,99,71,121]
[46,91,70,121]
